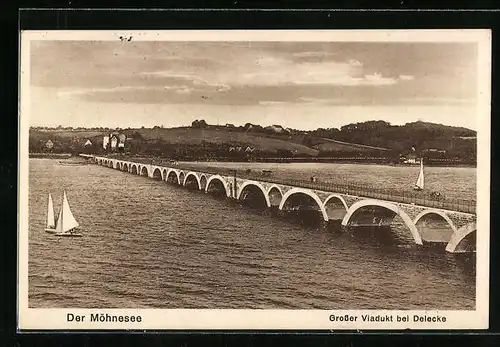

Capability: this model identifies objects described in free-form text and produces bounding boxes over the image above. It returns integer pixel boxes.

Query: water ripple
[28,159,476,310]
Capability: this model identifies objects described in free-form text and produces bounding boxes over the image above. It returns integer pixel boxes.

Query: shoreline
[28,153,477,168]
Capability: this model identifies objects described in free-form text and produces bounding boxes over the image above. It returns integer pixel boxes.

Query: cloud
[176,87,193,94]
[258,101,290,106]
[217,56,392,87]
[399,74,415,81]
[57,86,156,98]
[361,73,398,86]
[141,72,231,92]
[292,51,329,58]
[138,55,398,88]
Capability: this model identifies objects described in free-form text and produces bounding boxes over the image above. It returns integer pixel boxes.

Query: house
[423,148,447,154]
[271,124,286,133]
[264,124,287,133]
[245,146,255,153]
[84,139,92,146]
[403,153,418,164]
[103,136,109,149]
[118,133,126,144]
[45,139,54,149]
[110,135,118,149]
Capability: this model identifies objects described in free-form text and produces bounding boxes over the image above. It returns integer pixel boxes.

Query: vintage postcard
[18,29,491,330]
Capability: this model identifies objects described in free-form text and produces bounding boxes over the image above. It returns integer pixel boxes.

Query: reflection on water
[28,159,475,309]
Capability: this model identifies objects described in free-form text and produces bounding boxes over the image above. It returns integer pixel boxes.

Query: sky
[29,40,479,130]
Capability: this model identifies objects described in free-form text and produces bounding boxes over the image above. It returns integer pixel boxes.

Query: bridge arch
[267,185,283,207]
[323,194,348,220]
[183,172,201,189]
[237,181,271,208]
[446,222,476,253]
[278,188,328,221]
[108,161,113,168]
[413,209,458,243]
[140,166,149,177]
[122,163,128,172]
[342,200,423,245]
[166,169,179,184]
[152,168,163,180]
[206,175,230,197]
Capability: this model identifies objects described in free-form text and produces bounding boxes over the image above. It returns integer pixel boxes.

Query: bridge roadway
[84,155,477,253]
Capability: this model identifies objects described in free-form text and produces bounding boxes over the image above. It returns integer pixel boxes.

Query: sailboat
[45,191,82,237]
[413,159,424,191]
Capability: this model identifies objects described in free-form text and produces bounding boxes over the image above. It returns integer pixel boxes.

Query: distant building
[225,123,235,128]
[103,136,109,149]
[45,139,54,149]
[84,139,92,146]
[110,135,118,149]
[118,133,126,144]
[403,153,418,164]
[423,148,447,154]
[265,124,287,133]
[245,146,255,153]
[271,125,286,133]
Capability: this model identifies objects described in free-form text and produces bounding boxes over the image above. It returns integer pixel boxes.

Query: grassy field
[135,127,319,155]
[30,127,390,156]
[315,138,390,152]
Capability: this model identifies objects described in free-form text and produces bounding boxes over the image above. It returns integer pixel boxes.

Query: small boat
[413,160,424,191]
[45,191,82,237]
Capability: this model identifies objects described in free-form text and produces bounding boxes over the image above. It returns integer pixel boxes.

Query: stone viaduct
[87,155,477,253]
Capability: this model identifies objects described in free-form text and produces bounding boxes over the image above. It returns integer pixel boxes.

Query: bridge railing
[100,156,476,214]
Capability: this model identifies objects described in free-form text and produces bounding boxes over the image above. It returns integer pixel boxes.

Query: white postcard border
[18,29,491,330]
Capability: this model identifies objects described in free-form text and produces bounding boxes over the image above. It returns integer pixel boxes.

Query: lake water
[28,158,476,309]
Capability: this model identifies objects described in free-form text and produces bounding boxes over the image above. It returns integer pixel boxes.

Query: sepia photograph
[18,30,490,330]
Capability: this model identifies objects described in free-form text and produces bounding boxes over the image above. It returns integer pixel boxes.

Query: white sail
[46,193,55,228]
[61,191,79,232]
[415,160,424,190]
[54,191,79,233]
[55,199,64,233]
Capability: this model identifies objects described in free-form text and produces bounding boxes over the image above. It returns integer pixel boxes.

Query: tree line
[29,120,477,164]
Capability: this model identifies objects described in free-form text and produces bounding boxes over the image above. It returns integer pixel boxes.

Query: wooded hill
[29,120,476,163]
